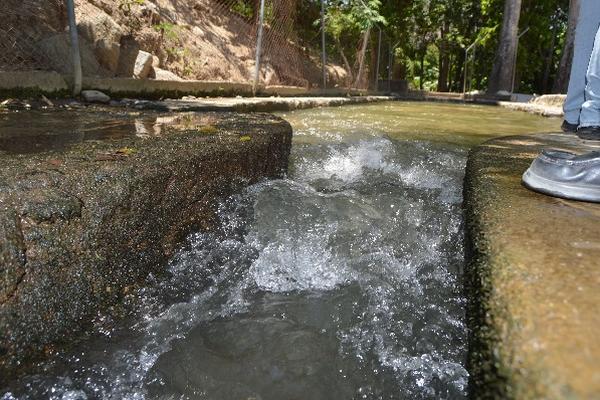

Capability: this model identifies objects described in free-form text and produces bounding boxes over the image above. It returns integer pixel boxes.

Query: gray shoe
[522,150,600,203]
[562,120,578,133]
[577,126,600,140]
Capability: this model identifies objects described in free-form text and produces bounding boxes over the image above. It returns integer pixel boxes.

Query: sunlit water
[1,102,558,399]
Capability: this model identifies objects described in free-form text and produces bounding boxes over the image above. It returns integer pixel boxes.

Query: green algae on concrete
[117,95,395,113]
[0,111,292,383]
[464,133,600,399]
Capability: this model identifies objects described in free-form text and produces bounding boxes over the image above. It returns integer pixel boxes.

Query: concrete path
[464,133,600,399]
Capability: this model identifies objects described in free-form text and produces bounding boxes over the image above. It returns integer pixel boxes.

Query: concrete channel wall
[0,113,293,384]
[0,71,376,99]
[464,133,600,399]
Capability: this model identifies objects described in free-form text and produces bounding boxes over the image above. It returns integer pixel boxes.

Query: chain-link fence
[1,0,391,93]
[0,0,69,72]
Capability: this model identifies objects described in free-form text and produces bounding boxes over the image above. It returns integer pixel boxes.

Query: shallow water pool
[1,102,559,399]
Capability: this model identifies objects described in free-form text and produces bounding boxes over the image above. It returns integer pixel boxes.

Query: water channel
[1,102,558,399]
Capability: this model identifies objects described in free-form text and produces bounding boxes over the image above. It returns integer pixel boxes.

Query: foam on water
[2,132,469,400]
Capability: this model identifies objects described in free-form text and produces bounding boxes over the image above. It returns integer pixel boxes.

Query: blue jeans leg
[564,0,600,125]
[580,24,600,127]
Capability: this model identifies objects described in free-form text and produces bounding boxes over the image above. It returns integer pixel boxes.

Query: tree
[487,0,523,94]
[324,0,386,88]
[313,0,568,94]
[554,0,579,93]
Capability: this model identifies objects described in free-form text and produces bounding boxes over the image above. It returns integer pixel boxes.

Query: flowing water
[1,102,558,400]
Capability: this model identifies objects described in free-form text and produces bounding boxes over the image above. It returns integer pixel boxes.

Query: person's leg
[579,24,600,128]
[564,0,600,125]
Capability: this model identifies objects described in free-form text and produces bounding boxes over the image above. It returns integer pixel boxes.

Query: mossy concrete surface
[119,95,395,113]
[0,112,292,383]
[464,133,600,399]
[0,71,383,100]
[0,71,70,98]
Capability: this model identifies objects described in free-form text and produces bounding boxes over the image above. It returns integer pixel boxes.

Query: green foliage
[230,0,254,19]
[375,0,571,93]
[325,0,387,37]
[153,22,179,41]
[295,0,570,93]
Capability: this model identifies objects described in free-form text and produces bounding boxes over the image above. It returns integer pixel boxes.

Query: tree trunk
[370,32,379,90]
[453,50,465,93]
[354,29,371,89]
[336,39,354,85]
[419,52,425,90]
[553,0,580,93]
[487,0,523,94]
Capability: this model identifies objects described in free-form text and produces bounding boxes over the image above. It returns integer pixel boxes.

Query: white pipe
[66,0,82,96]
[253,0,266,95]
[463,41,478,94]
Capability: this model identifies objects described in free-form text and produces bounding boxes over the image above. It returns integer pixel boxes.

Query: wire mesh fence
[0,0,68,72]
[0,0,387,92]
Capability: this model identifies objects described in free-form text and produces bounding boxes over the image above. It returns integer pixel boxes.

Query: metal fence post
[387,43,393,93]
[66,0,82,95]
[511,27,530,94]
[253,0,266,95]
[321,0,327,89]
[463,41,477,94]
[374,28,382,91]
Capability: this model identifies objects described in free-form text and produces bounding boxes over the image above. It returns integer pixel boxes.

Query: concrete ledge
[0,71,70,97]
[83,77,255,98]
[86,79,376,99]
[464,133,600,399]
[530,94,566,108]
[0,71,385,99]
[0,112,292,382]
[397,91,565,118]
[115,95,396,112]
[497,101,563,118]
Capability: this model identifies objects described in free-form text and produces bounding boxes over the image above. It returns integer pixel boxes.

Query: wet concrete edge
[463,148,513,399]
[0,112,293,385]
[462,133,600,399]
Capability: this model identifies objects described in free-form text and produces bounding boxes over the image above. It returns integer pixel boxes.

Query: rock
[134,51,154,79]
[40,95,54,108]
[0,210,26,304]
[95,40,121,74]
[116,35,140,78]
[140,2,162,24]
[81,90,110,104]
[77,7,124,75]
[152,55,161,69]
[148,56,162,79]
[153,68,184,81]
[530,94,566,108]
[37,33,104,77]
[78,10,123,44]
[0,112,293,381]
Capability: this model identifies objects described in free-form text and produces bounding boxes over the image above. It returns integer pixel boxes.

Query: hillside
[2,0,347,87]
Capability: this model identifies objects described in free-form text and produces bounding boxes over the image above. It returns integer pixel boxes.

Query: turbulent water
[1,102,558,400]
